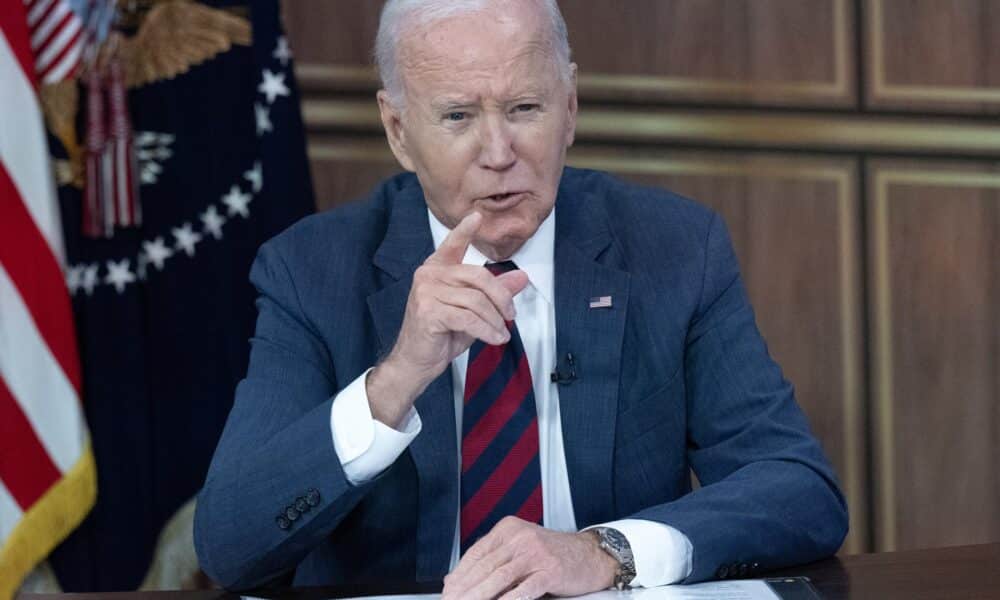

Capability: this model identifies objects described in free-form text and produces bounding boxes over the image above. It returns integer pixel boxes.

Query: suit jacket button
[752,562,760,572]
[276,515,291,530]
[285,506,300,521]
[295,497,309,512]
[716,565,729,579]
[306,489,320,506]
[738,563,749,577]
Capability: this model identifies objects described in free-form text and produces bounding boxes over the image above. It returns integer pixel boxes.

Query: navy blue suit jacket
[194,168,848,590]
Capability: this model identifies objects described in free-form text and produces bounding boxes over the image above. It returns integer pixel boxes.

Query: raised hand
[366,212,529,428]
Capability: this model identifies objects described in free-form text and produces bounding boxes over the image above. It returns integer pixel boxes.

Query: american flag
[0,1,96,598]
[589,295,613,309]
[23,0,87,83]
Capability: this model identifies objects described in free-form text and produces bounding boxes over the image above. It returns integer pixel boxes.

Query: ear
[377,90,416,172]
[564,63,578,148]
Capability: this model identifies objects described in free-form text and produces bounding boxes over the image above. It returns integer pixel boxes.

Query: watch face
[598,527,631,558]
[597,527,635,590]
[596,527,635,581]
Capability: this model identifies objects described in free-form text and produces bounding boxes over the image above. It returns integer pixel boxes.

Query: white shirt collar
[427,209,555,304]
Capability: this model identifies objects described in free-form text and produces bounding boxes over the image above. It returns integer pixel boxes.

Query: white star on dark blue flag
[222,185,252,218]
[244,161,263,193]
[200,205,227,240]
[273,36,292,66]
[105,259,136,294]
[255,102,273,136]
[172,223,203,257]
[142,237,174,270]
[258,69,290,104]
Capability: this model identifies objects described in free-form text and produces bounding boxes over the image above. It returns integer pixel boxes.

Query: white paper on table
[572,579,781,599]
[248,579,783,600]
[242,596,437,600]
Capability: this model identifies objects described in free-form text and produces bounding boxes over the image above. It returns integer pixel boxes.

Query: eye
[445,111,467,122]
[513,103,539,113]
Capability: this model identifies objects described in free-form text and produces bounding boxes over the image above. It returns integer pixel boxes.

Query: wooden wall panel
[282,2,381,68]
[869,160,1000,551]
[283,0,855,108]
[866,0,1000,112]
[307,139,867,553]
[308,138,401,211]
[561,0,853,106]
[583,151,865,553]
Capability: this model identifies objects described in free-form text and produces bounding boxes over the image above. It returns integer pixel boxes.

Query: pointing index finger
[427,211,482,265]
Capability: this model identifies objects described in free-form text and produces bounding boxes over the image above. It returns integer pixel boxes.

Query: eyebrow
[504,85,554,104]
[431,99,477,113]
[430,89,550,113]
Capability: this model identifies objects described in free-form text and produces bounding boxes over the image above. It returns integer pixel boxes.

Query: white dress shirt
[328,209,692,587]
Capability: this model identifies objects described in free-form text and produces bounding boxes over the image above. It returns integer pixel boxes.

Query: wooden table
[19,543,1000,600]
[781,542,1000,599]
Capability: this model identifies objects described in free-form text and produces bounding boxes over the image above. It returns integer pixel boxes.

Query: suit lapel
[367,181,457,580]
[554,187,630,528]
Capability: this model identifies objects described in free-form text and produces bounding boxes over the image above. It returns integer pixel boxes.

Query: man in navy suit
[194,0,848,597]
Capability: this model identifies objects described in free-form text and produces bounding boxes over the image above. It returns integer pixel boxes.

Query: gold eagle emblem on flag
[44,0,251,188]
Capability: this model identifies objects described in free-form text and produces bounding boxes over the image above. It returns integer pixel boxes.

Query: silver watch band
[592,526,637,590]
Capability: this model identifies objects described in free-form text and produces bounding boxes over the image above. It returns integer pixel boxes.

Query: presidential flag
[40,0,314,590]
[0,1,96,598]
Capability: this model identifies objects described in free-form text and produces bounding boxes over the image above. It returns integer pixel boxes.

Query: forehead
[397,2,559,101]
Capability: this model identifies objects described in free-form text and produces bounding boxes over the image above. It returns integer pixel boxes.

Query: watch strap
[591,526,637,590]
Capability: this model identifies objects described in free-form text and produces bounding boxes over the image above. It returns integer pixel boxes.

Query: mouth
[479,191,526,210]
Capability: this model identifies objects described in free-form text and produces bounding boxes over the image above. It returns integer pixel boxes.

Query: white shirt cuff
[587,519,693,587]
[329,368,421,484]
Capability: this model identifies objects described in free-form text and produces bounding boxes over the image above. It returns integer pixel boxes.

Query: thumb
[496,270,529,296]
[427,211,482,265]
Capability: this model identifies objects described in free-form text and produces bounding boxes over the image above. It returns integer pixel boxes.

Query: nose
[477,113,516,171]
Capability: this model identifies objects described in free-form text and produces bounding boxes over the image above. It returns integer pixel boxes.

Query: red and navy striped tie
[460,261,543,553]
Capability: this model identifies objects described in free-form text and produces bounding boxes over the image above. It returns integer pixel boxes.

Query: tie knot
[484,260,517,276]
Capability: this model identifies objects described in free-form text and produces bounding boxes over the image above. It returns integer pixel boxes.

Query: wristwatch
[591,526,637,590]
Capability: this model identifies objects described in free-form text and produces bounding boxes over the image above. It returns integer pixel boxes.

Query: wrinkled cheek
[422,151,472,196]
[522,128,566,173]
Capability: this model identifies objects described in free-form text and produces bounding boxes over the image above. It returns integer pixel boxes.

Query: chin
[481,217,529,239]
[477,230,531,260]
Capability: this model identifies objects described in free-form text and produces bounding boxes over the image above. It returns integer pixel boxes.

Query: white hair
[374,0,572,107]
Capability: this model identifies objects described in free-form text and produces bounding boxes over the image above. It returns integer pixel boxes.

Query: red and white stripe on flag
[24,0,85,83]
[0,1,96,597]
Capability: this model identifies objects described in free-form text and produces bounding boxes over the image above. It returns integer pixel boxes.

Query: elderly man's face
[378,0,577,260]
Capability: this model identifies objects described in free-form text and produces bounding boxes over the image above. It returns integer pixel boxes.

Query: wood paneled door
[868,159,1000,552]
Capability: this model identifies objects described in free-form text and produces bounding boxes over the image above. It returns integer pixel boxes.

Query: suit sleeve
[630,212,849,582]
[194,241,377,590]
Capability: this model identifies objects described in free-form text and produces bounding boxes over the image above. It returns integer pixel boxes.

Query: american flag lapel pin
[589,295,613,309]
